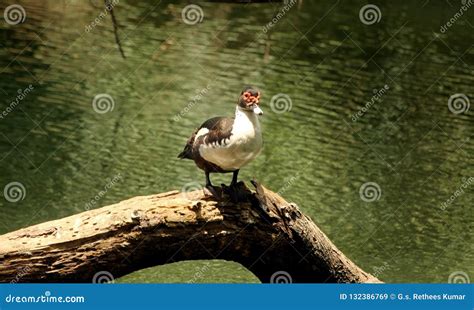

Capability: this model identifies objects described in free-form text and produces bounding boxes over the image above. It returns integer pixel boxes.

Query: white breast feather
[199,107,262,171]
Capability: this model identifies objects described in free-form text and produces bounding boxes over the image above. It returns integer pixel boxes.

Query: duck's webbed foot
[221,180,246,202]
[204,184,224,198]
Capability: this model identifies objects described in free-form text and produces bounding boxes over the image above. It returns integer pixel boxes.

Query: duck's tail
[177,144,193,159]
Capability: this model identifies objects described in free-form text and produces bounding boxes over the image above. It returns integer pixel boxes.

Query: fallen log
[0,181,381,283]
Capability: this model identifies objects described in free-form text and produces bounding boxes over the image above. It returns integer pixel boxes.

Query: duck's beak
[253,106,263,115]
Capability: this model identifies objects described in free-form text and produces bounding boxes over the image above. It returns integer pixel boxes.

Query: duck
[178,86,263,190]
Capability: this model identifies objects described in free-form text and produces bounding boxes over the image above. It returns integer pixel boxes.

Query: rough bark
[0,181,381,283]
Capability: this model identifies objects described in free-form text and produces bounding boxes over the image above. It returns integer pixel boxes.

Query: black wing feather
[178,116,234,159]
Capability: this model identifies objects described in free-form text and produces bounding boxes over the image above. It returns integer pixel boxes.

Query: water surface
[0,0,472,283]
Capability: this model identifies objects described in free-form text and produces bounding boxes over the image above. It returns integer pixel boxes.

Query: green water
[0,0,472,283]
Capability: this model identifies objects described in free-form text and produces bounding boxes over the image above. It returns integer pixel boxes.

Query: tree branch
[0,182,381,283]
[106,0,126,59]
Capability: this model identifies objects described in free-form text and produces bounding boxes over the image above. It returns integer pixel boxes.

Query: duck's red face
[238,88,263,115]
[242,91,260,105]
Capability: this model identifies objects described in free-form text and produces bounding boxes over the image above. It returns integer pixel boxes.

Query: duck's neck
[234,106,260,131]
